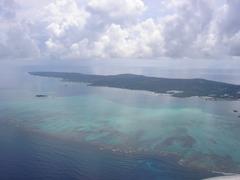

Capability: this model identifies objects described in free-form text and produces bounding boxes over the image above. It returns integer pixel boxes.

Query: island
[35,94,48,98]
[29,72,240,100]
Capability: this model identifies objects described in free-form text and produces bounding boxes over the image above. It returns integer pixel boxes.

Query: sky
[0,0,240,66]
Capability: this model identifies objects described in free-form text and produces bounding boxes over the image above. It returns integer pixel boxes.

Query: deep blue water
[0,124,214,180]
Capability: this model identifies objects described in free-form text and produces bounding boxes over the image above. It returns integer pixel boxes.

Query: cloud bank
[0,0,239,60]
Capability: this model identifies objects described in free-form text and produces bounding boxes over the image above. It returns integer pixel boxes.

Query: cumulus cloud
[66,19,164,59]
[0,0,40,60]
[0,25,40,59]
[92,19,164,58]
[87,0,146,20]
[0,0,17,20]
[44,0,90,37]
[0,0,240,60]
[160,0,215,57]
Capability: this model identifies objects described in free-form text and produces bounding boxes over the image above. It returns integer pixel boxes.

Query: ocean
[0,67,240,180]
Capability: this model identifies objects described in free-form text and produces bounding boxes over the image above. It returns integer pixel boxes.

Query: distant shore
[29,72,240,100]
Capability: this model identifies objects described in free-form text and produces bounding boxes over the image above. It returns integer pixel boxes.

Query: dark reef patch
[161,135,196,148]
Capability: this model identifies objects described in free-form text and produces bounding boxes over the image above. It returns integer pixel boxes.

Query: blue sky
[0,0,240,63]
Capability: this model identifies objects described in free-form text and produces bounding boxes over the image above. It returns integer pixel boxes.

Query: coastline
[29,72,240,101]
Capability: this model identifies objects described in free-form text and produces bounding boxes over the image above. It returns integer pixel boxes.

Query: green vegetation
[29,72,240,100]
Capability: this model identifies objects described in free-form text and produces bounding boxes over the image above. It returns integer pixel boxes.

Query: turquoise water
[1,73,240,174]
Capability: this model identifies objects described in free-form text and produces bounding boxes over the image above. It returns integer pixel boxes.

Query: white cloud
[0,23,40,59]
[67,19,164,59]
[46,0,240,59]
[0,0,17,20]
[93,19,164,58]
[0,0,240,60]
[87,0,146,19]
[44,0,90,37]
[0,0,40,60]
[45,38,64,54]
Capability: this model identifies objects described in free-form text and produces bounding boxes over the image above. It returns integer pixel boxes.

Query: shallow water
[0,69,240,179]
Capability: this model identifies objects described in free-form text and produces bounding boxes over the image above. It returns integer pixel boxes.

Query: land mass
[35,94,48,98]
[29,72,240,100]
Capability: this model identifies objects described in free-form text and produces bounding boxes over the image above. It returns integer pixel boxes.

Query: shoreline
[29,72,240,101]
